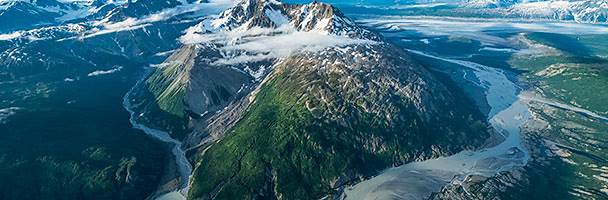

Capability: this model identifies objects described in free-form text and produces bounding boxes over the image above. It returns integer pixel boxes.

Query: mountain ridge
[456,0,608,23]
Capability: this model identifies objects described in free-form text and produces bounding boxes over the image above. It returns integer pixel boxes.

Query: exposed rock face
[210,0,378,39]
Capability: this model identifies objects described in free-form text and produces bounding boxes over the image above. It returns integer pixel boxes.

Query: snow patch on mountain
[264,7,288,25]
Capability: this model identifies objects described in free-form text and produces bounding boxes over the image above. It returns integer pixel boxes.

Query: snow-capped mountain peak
[205,0,377,39]
[179,0,378,69]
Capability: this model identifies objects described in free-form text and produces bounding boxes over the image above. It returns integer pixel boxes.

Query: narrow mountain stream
[123,73,192,200]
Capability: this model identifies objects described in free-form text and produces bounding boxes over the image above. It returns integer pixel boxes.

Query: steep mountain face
[131,0,491,199]
[187,45,490,199]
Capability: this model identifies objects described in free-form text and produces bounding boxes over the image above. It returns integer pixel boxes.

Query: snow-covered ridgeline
[350,0,608,24]
[342,50,532,200]
[457,0,608,24]
[507,0,608,24]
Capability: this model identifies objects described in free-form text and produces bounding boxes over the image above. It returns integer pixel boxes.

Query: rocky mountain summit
[207,0,378,38]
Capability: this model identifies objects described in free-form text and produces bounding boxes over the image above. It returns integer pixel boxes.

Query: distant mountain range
[0,0,206,32]
[354,0,608,23]
[505,0,608,23]
[453,0,608,23]
[0,0,109,32]
[1,0,606,32]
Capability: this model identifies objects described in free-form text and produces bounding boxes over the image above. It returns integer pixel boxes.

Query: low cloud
[87,66,123,76]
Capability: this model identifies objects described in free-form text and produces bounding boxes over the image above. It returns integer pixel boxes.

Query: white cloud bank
[181,23,377,65]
